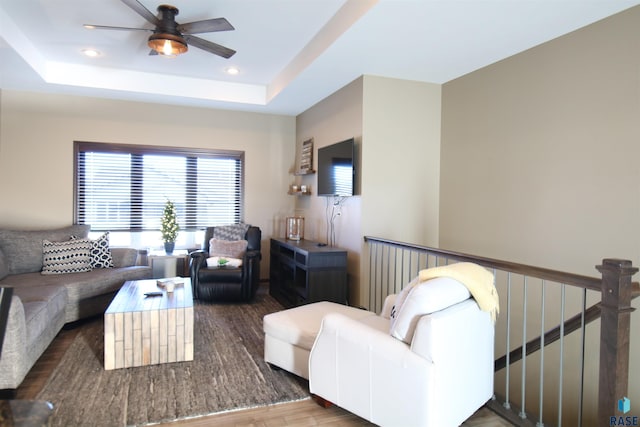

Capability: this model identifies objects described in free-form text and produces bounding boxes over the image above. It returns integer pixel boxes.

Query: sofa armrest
[0,248,8,280]
[0,295,27,389]
[110,248,139,268]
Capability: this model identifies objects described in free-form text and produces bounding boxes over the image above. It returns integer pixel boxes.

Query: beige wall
[295,75,441,307]
[360,75,441,307]
[295,77,364,304]
[441,6,640,425]
[361,75,441,246]
[0,90,296,277]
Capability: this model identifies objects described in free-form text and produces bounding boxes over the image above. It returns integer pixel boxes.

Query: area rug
[36,288,309,426]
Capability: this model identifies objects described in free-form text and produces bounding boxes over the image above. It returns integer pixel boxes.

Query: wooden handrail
[364,236,602,291]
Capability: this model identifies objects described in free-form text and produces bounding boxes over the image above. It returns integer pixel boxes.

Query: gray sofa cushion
[62,266,150,301]
[0,265,152,324]
[0,225,91,274]
[111,248,138,268]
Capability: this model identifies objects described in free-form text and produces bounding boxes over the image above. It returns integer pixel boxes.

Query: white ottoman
[263,301,375,379]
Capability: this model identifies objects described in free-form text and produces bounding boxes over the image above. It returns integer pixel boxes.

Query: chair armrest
[409,299,495,425]
[309,313,423,393]
[189,249,209,264]
[189,250,208,271]
[311,312,411,361]
[309,313,429,425]
[410,299,493,363]
[189,250,208,298]
[245,249,261,261]
[190,249,207,259]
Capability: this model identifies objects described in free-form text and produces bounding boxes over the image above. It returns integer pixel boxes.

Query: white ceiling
[1,0,638,116]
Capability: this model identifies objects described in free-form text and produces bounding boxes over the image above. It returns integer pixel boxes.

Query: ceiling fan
[84,0,236,58]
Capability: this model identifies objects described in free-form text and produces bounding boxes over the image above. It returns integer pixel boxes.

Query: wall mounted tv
[317,138,356,197]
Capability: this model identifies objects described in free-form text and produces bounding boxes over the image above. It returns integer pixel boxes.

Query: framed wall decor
[299,138,313,173]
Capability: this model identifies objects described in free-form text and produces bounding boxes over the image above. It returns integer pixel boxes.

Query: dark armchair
[189,226,262,302]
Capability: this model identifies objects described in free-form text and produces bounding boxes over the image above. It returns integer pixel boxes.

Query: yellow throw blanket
[418,262,499,323]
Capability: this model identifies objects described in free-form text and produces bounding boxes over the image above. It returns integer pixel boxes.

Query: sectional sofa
[0,225,152,391]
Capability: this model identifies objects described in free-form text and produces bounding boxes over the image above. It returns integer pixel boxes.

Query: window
[332,161,353,196]
[74,141,244,248]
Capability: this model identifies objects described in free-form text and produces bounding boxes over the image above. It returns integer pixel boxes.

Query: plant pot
[164,241,175,254]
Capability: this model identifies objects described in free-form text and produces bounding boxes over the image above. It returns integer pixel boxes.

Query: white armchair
[309,277,495,427]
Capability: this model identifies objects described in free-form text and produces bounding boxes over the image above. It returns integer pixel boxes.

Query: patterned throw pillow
[213,224,250,241]
[42,238,92,275]
[91,232,113,269]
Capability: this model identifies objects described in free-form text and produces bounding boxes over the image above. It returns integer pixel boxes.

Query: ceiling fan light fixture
[148,33,188,56]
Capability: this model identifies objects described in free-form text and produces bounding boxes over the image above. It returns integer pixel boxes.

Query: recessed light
[225,66,240,75]
[82,48,101,58]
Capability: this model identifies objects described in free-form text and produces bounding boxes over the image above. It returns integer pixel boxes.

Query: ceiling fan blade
[184,35,236,59]
[84,24,153,32]
[120,0,160,26]
[178,18,234,35]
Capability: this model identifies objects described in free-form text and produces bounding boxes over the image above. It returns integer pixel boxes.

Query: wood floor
[15,319,514,427]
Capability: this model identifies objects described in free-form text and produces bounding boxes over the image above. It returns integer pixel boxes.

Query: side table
[147,250,190,278]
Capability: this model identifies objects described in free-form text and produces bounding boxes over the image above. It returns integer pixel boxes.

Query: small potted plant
[160,199,179,254]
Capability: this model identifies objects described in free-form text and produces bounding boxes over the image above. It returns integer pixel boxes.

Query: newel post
[596,258,637,425]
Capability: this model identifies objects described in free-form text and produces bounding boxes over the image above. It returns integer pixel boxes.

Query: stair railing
[364,236,638,426]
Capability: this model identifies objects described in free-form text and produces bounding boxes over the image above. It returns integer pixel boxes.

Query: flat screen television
[317,138,356,197]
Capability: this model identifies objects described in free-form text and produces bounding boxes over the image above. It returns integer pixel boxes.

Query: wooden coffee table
[104,278,193,370]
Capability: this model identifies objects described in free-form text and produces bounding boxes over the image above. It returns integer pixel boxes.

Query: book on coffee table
[156,277,184,287]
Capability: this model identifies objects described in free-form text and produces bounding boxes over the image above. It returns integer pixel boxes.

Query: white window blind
[75,141,244,231]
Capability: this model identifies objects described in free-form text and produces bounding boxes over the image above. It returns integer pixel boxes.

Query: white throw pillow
[389,276,471,344]
[206,256,243,268]
[208,238,248,259]
[389,276,420,328]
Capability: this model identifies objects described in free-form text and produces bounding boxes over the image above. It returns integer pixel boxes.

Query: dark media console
[269,237,347,307]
